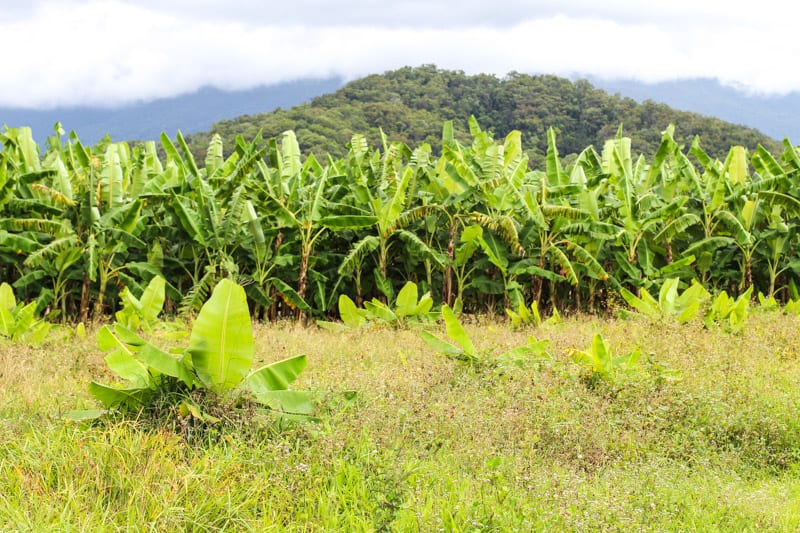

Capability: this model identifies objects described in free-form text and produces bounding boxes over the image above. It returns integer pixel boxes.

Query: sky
[2,0,798,108]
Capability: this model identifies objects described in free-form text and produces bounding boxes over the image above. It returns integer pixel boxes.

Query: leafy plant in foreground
[620,277,710,324]
[421,304,551,368]
[68,279,313,426]
[570,333,641,385]
[318,281,435,329]
[114,275,166,332]
[704,287,753,333]
[0,282,51,344]
[784,299,800,316]
[505,299,561,329]
[756,292,781,312]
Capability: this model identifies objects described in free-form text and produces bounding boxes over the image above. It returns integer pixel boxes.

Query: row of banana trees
[1,120,799,323]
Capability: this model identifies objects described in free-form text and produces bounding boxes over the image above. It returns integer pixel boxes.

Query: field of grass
[2,312,800,531]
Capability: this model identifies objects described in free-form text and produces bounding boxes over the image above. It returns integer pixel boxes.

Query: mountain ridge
[2,69,797,158]
[185,66,781,161]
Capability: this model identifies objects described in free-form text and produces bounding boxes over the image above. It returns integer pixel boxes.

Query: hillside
[186,66,781,161]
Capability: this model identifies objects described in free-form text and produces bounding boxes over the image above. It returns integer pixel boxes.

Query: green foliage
[69,279,313,426]
[187,66,778,162]
[757,292,781,312]
[0,282,50,344]
[505,300,561,328]
[2,101,799,326]
[421,305,553,370]
[114,276,166,332]
[494,335,552,374]
[318,281,434,329]
[705,287,753,332]
[784,299,800,316]
[420,304,479,363]
[620,278,710,323]
[571,333,642,384]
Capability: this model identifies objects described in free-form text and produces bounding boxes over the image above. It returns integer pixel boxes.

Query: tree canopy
[186,66,780,162]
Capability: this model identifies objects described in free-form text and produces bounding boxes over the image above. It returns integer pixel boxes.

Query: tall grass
[1,313,799,530]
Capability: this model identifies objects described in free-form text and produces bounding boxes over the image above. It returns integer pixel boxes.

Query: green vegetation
[2,68,799,530]
[318,281,435,330]
[2,118,800,325]
[3,313,800,530]
[187,66,780,161]
[74,279,313,429]
[620,277,711,323]
[0,282,50,343]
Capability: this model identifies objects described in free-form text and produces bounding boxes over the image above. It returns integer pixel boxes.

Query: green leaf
[658,278,680,314]
[442,304,477,358]
[338,294,366,329]
[63,409,107,422]
[138,344,193,387]
[0,282,16,311]
[104,349,151,387]
[0,307,12,338]
[188,279,254,392]
[373,268,394,302]
[363,299,397,323]
[138,276,166,325]
[251,390,314,415]
[620,287,660,319]
[243,354,308,392]
[420,330,463,357]
[88,382,148,409]
[270,277,312,313]
[320,215,378,229]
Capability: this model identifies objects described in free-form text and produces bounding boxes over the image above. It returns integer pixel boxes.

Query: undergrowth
[1,312,799,531]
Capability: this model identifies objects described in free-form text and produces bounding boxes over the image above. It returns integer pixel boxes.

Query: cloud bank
[2,0,798,108]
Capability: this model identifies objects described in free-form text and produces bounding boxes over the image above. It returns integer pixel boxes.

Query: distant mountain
[587,77,800,143]
[0,78,343,146]
[3,70,796,157]
[185,66,780,162]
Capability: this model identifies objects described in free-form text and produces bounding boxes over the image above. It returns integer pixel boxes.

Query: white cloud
[1,0,799,108]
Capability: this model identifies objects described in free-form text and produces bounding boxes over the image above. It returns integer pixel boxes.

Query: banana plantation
[1,119,799,324]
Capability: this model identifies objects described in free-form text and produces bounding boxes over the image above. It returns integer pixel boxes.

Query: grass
[1,311,800,531]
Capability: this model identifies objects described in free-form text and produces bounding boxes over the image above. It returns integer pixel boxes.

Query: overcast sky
[2,0,797,108]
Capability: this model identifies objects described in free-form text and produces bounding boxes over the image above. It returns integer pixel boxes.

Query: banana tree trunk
[442,224,456,306]
[296,250,310,324]
[93,267,109,322]
[80,271,90,323]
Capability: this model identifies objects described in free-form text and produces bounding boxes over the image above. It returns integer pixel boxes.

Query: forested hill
[185,65,780,161]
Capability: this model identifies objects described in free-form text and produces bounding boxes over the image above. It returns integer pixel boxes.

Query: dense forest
[186,66,780,162]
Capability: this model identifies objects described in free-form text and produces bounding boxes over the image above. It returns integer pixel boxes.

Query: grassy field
[2,312,800,531]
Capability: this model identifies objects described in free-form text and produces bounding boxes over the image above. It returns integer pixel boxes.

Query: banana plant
[0,282,51,344]
[680,140,756,289]
[620,277,710,323]
[704,286,753,332]
[420,304,479,363]
[421,304,552,368]
[439,118,531,309]
[114,275,166,332]
[160,133,270,313]
[571,333,642,385]
[68,279,313,423]
[318,280,434,329]
[505,299,561,329]
[258,131,375,320]
[515,128,611,304]
[334,134,438,302]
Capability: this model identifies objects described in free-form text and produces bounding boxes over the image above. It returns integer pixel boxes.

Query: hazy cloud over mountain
[2,0,798,107]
